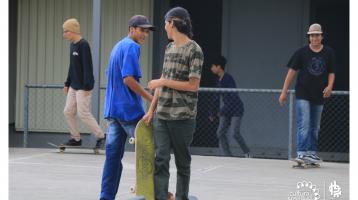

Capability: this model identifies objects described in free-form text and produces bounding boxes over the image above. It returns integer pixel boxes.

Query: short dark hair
[171,19,193,38]
[212,55,227,70]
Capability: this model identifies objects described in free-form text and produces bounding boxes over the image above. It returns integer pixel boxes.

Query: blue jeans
[100,118,138,200]
[295,99,323,156]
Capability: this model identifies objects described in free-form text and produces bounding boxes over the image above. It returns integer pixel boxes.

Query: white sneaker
[295,155,306,163]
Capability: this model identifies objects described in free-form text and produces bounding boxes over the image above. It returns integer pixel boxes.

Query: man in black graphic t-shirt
[62,18,105,148]
[279,23,335,164]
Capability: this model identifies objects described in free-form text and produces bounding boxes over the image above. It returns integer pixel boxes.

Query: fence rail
[22,84,349,161]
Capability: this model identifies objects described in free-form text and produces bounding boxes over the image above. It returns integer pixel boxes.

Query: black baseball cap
[164,7,190,21]
[128,15,155,31]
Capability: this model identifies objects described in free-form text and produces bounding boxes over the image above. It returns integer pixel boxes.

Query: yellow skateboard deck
[133,119,155,200]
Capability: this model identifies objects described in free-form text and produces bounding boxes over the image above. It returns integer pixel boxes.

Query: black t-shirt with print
[287,45,336,105]
[64,39,95,91]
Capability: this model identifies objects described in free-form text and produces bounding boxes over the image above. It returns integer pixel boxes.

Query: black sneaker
[305,154,323,163]
[95,136,105,149]
[312,154,323,162]
[63,139,82,146]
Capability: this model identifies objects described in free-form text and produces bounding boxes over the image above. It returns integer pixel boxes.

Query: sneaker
[295,155,306,164]
[95,136,105,149]
[63,138,82,146]
[313,154,323,162]
[310,154,323,163]
[303,155,322,164]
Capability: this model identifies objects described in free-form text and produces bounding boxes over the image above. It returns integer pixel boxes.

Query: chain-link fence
[194,88,292,159]
[194,88,349,162]
[315,93,349,161]
[21,84,349,161]
[21,84,107,148]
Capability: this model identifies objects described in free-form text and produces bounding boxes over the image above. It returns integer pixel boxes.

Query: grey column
[91,0,101,122]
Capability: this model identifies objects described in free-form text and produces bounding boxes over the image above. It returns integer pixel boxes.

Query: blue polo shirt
[104,37,144,122]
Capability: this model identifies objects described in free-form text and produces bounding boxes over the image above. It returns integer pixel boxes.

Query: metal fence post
[23,85,29,148]
[91,0,102,144]
[288,91,294,160]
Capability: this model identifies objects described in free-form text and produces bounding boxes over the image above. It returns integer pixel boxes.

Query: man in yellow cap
[62,18,105,148]
[279,23,336,165]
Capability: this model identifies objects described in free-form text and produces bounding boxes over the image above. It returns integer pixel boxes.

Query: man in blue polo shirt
[99,15,154,200]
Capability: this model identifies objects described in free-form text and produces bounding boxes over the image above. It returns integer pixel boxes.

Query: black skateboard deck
[291,159,320,169]
[47,142,101,154]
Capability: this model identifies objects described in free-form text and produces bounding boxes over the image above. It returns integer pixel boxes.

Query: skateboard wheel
[129,137,135,144]
[130,186,136,193]
[59,147,66,153]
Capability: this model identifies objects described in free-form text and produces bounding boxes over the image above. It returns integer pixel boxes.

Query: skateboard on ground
[130,119,155,200]
[291,159,320,169]
[47,142,101,154]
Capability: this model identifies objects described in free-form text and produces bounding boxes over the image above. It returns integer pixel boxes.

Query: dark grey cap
[164,7,190,21]
[128,15,155,31]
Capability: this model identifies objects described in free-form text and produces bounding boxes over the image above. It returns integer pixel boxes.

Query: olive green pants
[153,117,196,200]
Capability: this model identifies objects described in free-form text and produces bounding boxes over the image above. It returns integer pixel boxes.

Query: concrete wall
[222,0,310,89]
[217,0,310,153]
